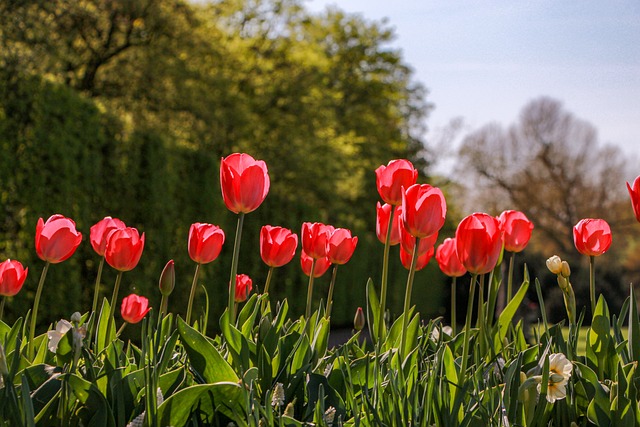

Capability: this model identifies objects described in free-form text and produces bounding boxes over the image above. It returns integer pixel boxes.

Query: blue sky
[305,0,640,159]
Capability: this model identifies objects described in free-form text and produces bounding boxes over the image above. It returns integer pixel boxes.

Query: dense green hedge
[0,73,447,330]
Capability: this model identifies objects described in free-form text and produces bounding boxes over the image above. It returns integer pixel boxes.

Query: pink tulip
[220,153,270,214]
[35,214,82,264]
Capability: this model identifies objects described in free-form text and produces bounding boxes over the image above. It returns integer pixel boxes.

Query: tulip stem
[117,322,127,337]
[28,262,50,360]
[263,266,274,294]
[104,271,123,348]
[378,205,396,341]
[228,213,245,323]
[506,252,514,303]
[589,255,596,316]
[305,259,317,320]
[185,263,201,325]
[325,265,339,319]
[400,238,420,360]
[451,277,457,336]
[91,257,105,318]
[159,294,169,319]
[457,273,478,406]
[0,297,5,321]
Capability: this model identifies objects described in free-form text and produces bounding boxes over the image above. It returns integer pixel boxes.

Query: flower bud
[71,312,82,324]
[546,255,562,275]
[353,307,365,331]
[159,260,175,296]
[560,261,571,278]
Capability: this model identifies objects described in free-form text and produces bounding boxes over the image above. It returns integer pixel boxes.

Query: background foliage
[0,0,446,328]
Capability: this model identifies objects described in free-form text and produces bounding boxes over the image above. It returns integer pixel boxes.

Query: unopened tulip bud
[353,307,365,331]
[70,312,82,324]
[159,260,175,296]
[546,256,562,275]
[561,261,571,278]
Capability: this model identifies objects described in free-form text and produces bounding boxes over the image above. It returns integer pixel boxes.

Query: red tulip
[573,218,612,257]
[626,176,640,223]
[90,216,126,256]
[120,294,151,323]
[498,210,534,253]
[234,274,253,302]
[35,214,83,264]
[300,250,331,278]
[376,202,401,246]
[327,228,358,265]
[455,213,503,275]
[0,259,28,297]
[435,238,467,278]
[188,223,225,264]
[104,227,145,271]
[375,159,418,205]
[400,244,434,271]
[401,184,447,239]
[260,225,298,267]
[400,226,439,258]
[220,153,270,214]
[301,222,333,259]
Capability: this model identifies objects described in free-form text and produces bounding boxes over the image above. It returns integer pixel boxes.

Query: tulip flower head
[90,216,126,256]
[104,227,145,272]
[573,218,612,257]
[301,222,333,259]
[327,228,358,265]
[120,294,151,323]
[220,153,270,214]
[158,260,175,296]
[400,227,438,259]
[455,213,503,275]
[401,184,447,239]
[234,274,253,303]
[375,159,418,205]
[353,307,365,331]
[435,238,467,278]
[300,250,331,278]
[498,210,534,253]
[627,176,640,223]
[260,225,298,267]
[188,223,225,264]
[400,244,434,271]
[0,259,28,297]
[35,214,83,264]
[376,202,401,246]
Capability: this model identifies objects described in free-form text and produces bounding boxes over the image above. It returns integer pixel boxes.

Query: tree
[457,97,635,257]
[455,97,639,319]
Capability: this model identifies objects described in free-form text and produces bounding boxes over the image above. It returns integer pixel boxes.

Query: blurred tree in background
[455,97,639,322]
[0,0,444,329]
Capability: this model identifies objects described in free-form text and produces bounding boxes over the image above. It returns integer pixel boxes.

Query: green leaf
[94,298,113,354]
[366,278,381,343]
[628,285,640,363]
[176,316,238,384]
[156,382,246,426]
[496,266,529,344]
[65,373,116,427]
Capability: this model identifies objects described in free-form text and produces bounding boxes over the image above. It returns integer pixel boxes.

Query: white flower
[47,320,72,353]
[546,256,563,275]
[549,353,573,381]
[324,406,336,426]
[537,353,573,403]
[271,382,285,407]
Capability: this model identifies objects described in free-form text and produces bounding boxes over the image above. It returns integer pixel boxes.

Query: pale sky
[305,0,640,161]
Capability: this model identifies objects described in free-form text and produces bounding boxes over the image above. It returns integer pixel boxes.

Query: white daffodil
[549,353,573,381]
[47,320,72,353]
[537,353,573,403]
